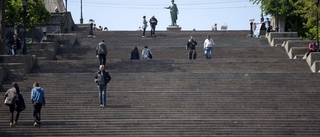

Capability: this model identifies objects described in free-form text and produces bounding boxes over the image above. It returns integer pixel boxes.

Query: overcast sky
[66,0,262,31]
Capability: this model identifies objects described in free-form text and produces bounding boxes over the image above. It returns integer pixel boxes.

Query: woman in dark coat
[14,83,25,125]
[131,47,140,60]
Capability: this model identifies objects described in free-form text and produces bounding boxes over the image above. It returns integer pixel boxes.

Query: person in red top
[307,41,318,57]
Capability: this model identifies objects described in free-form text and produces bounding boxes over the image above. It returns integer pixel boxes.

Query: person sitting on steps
[307,41,318,57]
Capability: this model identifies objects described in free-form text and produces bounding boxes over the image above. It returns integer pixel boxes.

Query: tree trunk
[0,0,5,54]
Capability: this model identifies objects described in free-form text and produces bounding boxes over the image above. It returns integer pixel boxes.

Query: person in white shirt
[203,35,215,59]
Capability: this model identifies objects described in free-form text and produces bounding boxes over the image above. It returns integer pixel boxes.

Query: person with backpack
[14,83,25,125]
[94,65,112,107]
[96,40,107,66]
[4,82,18,127]
[142,46,153,60]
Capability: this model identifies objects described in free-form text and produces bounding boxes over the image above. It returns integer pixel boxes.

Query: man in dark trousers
[30,82,45,127]
[9,34,21,55]
[186,36,197,59]
[96,40,107,66]
[149,16,158,37]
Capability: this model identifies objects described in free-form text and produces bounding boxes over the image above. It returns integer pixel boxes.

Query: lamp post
[249,19,255,37]
[80,0,83,24]
[315,0,319,47]
[0,0,5,54]
[65,0,68,33]
[22,0,27,55]
[89,19,94,36]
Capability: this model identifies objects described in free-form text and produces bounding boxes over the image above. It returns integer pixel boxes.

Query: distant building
[41,0,75,33]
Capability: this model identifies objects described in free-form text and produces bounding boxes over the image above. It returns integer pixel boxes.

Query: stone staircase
[1,30,320,136]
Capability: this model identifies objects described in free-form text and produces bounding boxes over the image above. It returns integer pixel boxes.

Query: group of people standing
[186,35,215,60]
[142,15,158,37]
[4,82,45,127]
[131,34,215,60]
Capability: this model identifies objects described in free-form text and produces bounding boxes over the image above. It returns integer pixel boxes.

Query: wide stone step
[1,90,320,119]
[30,58,309,73]
[5,71,319,92]
[1,120,320,136]
[1,31,320,137]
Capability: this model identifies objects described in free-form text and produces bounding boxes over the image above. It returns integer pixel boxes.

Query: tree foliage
[250,0,319,39]
[5,0,51,30]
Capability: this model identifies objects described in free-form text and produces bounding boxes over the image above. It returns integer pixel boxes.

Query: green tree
[291,0,319,39]
[5,0,51,32]
[250,0,316,38]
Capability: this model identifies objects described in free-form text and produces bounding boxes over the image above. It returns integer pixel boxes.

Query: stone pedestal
[166,25,181,31]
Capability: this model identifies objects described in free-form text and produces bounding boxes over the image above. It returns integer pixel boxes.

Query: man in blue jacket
[31,82,45,126]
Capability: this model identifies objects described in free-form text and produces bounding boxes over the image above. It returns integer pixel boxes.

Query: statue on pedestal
[164,0,179,26]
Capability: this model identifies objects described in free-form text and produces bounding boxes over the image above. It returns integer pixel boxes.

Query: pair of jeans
[33,103,43,122]
[98,85,107,106]
[11,48,17,55]
[151,25,156,36]
[204,47,212,59]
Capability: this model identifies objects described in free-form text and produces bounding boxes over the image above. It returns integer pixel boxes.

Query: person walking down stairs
[149,16,158,37]
[186,36,197,59]
[94,65,112,108]
[203,35,215,59]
